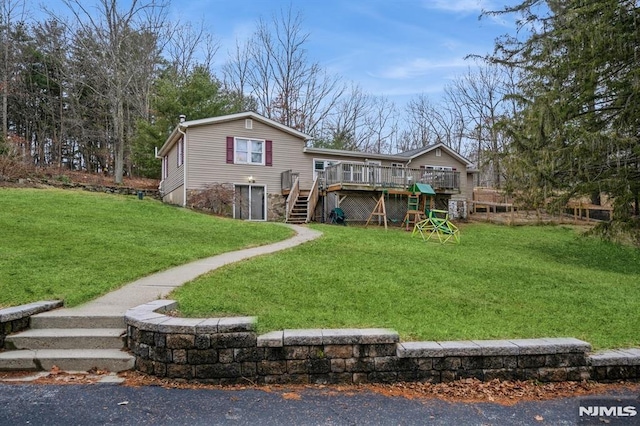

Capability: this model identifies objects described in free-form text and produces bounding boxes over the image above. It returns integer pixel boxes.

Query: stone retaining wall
[125,300,640,384]
[10,178,161,199]
[0,301,63,349]
[56,182,160,199]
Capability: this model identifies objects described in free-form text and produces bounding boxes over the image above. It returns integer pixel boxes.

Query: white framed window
[245,119,253,129]
[235,138,265,165]
[177,138,184,166]
[435,148,442,157]
[162,155,168,179]
[313,158,338,179]
[391,162,405,177]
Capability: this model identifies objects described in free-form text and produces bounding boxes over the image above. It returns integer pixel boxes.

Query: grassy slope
[173,223,640,349]
[0,188,292,307]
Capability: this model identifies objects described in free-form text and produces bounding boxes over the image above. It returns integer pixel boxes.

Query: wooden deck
[321,163,460,194]
[325,183,432,195]
[472,188,613,224]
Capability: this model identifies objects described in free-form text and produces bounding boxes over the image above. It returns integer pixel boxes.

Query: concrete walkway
[37,224,322,319]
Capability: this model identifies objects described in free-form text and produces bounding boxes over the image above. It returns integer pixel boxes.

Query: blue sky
[174,0,520,103]
[32,0,520,105]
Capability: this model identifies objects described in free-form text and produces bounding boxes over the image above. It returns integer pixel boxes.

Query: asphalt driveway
[1,383,639,425]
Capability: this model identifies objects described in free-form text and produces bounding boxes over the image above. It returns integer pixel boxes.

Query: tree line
[2,0,638,235]
[0,0,514,187]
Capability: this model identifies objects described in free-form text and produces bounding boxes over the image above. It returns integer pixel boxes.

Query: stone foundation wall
[0,301,63,349]
[125,301,640,384]
[185,189,286,222]
[267,194,286,222]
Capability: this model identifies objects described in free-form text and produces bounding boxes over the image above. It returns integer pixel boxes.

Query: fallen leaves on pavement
[2,369,638,406]
[282,392,302,400]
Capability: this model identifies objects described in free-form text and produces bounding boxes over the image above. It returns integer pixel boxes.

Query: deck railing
[323,163,460,191]
[281,169,300,191]
[285,175,300,221]
[306,176,320,223]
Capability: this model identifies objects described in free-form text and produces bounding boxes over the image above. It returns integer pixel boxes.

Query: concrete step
[0,349,135,372]
[5,328,126,350]
[30,313,125,329]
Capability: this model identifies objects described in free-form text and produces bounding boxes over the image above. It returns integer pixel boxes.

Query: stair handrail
[306,175,320,223]
[285,175,300,222]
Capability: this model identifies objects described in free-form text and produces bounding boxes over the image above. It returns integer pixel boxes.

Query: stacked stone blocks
[124,300,640,384]
[0,301,63,349]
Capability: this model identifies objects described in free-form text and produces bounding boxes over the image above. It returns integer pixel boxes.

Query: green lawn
[172,223,640,350]
[0,188,292,307]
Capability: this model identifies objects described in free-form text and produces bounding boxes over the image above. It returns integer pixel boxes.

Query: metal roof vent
[179,114,186,123]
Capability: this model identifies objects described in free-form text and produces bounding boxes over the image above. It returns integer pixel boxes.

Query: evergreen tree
[487,0,640,238]
[131,66,245,178]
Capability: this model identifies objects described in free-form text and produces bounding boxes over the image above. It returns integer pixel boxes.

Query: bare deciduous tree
[165,20,219,78]
[445,63,509,187]
[57,0,168,183]
[363,95,397,154]
[316,83,373,150]
[402,93,466,153]
[227,6,343,136]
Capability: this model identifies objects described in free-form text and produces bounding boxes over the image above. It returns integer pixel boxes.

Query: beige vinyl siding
[408,149,466,170]
[161,141,185,201]
[187,118,308,194]
[162,185,185,205]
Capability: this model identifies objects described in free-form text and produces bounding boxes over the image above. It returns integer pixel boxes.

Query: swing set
[365,190,389,229]
[364,183,460,243]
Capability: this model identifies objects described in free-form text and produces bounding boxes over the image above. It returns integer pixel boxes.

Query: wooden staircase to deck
[287,190,310,224]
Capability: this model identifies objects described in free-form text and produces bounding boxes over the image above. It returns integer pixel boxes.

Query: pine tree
[487,0,640,239]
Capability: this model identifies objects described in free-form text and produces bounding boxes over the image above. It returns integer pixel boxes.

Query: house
[157,111,478,223]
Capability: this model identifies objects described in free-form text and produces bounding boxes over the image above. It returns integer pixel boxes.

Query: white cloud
[373,57,468,80]
[421,0,517,27]
[421,0,492,13]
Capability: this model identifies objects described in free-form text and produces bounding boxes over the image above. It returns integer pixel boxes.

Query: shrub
[189,183,235,216]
